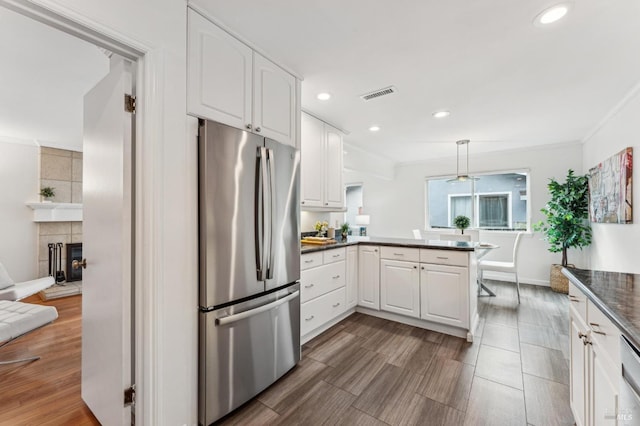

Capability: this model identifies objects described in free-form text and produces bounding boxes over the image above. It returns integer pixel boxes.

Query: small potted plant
[340,222,350,240]
[533,169,591,293]
[453,215,471,234]
[314,220,329,237]
[40,186,55,202]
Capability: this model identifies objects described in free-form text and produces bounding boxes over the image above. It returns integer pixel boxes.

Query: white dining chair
[478,232,525,303]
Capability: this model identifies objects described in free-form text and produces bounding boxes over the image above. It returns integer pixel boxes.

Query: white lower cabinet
[569,282,620,426]
[420,263,469,328]
[380,259,420,318]
[358,246,380,310]
[300,248,347,340]
[346,246,358,309]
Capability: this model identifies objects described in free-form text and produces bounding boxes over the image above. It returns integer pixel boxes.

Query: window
[427,171,529,231]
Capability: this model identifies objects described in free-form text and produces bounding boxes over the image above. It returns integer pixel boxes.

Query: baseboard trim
[482,271,549,287]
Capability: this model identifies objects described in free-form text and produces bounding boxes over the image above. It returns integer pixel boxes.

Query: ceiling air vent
[360,86,397,101]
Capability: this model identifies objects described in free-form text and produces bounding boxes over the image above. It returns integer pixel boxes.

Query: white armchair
[0,262,55,301]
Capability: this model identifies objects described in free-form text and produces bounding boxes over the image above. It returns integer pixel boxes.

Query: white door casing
[82,56,133,425]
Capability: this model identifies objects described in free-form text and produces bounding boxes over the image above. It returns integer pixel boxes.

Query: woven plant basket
[550,264,572,294]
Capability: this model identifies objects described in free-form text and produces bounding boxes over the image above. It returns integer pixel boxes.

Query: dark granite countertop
[301,236,480,254]
[563,267,640,349]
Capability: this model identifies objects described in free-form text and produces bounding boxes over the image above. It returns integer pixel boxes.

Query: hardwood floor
[0,282,573,425]
[221,280,574,426]
[0,294,99,426]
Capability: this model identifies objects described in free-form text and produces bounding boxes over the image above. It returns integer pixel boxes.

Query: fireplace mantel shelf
[26,202,83,222]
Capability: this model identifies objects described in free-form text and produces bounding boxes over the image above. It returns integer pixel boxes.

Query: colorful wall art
[588,147,633,224]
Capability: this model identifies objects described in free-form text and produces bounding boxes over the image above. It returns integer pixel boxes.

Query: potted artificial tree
[453,215,471,234]
[534,169,592,293]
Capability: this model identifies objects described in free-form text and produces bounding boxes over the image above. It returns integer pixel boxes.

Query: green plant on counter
[340,222,350,234]
[533,169,591,267]
[39,186,55,199]
[453,215,470,234]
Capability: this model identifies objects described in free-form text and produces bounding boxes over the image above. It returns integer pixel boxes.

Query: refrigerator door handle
[255,147,269,281]
[215,290,299,326]
[266,148,276,279]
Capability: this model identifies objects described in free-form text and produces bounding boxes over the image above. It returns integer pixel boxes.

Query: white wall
[31,0,194,424]
[583,86,640,273]
[0,140,39,282]
[346,142,585,285]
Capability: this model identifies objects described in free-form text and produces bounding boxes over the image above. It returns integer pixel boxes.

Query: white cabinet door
[346,246,358,309]
[187,9,252,129]
[300,112,324,207]
[380,259,420,318]
[358,246,380,310]
[420,263,469,327]
[253,53,296,147]
[570,307,588,426]
[590,344,619,426]
[324,124,344,208]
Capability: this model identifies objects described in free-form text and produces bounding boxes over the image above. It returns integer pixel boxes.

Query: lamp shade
[355,215,370,225]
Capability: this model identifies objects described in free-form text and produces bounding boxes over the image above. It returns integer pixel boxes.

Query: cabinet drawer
[568,282,587,323]
[300,261,345,303]
[380,246,419,262]
[301,252,323,271]
[420,249,468,267]
[587,300,621,367]
[323,248,346,264]
[300,287,346,336]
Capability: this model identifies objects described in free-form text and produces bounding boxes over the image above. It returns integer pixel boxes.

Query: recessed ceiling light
[432,110,450,119]
[534,2,572,26]
[317,92,331,101]
[369,126,380,132]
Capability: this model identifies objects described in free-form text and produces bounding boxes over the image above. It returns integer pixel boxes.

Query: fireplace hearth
[66,243,83,282]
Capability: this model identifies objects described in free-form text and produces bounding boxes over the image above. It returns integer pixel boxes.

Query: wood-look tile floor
[220,281,574,426]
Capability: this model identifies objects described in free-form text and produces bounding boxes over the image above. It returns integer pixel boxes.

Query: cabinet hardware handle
[436,256,448,260]
[421,266,425,270]
[413,266,417,269]
[569,298,580,303]
[578,331,588,339]
[255,126,261,132]
[305,315,314,321]
[325,202,329,205]
[332,275,340,279]
[304,284,314,288]
[332,303,340,308]
[333,254,340,257]
[374,249,378,252]
[393,253,404,256]
[583,337,592,346]
[304,260,314,263]
[302,201,305,204]
[246,124,252,130]
[589,322,606,335]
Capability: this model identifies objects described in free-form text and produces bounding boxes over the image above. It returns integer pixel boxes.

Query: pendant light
[447,139,478,183]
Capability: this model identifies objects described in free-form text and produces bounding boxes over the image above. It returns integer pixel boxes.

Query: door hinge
[125,94,136,113]
[124,384,136,406]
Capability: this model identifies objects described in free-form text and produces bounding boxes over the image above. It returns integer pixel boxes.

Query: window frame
[425,168,531,233]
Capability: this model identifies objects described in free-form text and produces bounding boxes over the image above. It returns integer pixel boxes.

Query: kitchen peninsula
[300,236,487,344]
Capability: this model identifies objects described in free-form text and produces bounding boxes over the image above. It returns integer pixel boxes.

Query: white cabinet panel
[358,246,380,310]
[300,113,344,209]
[346,246,358,309]
[301,251,323,271]
[420,263,468,327]
[300,113,324,207]
[570,306,587,426]
[591,345,619,426]
[187,9,252,129]
[380,259,420,318]
[323,247,346,264]
[420,249,468,267]
[380,246,419,262]
[300,261,345,303]
[324,125,344,208]
[253,53,296,147]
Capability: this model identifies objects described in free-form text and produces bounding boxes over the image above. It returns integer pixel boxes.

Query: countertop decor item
[534,169,591,293]
[314,221,329,237]
[340,222,350,240]
[453,215,470,234]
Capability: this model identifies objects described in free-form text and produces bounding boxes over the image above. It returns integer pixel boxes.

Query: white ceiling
[0,7,108,151]
[194,0,640,163]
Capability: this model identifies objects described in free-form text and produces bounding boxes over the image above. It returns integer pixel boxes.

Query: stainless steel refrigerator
[198,119,301,425]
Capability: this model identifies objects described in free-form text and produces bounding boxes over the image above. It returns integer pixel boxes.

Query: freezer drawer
[199,284,300,425]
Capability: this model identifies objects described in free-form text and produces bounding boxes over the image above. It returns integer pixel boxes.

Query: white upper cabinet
[300,112,344,209]
[187,8,297,147]
[253,54,296,146]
